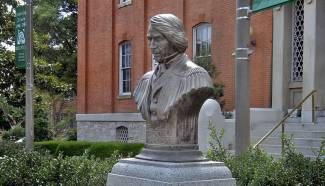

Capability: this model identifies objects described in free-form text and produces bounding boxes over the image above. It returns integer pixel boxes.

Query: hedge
[0,147,119,185]
[35,141,144,158]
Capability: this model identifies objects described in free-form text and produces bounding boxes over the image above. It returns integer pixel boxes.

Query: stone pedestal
[107,145,236,186]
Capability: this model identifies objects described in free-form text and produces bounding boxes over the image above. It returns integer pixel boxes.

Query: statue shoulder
[134,70,153,98]
[184,60,210,77]
[142,70,154,79]
[133,70,154,121]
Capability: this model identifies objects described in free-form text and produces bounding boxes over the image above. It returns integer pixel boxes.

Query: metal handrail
[253,90,317,149]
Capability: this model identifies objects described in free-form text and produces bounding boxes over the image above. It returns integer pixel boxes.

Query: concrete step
[252,121,325,131]
[252,129,325,139]
[269,130,325,138]
[317,117,325,122]
[251,137,324,147]
[259,144,322,157]
[284,123,325,130]
[267,152,324,160]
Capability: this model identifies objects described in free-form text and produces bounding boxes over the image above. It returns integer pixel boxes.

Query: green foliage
[207,126,325,186]
[2,125,24,141]
[195,54,224,106]
[0,0,77,135]
[35,141,144,159]
[0,0,17,45]
[33,0,77,94]
[55,141,93,156]
[34,92,53,141]
[87,142,144,159]
[34,140,60,154]
[0,141,118,185]
[0,140,24,156]
[0,0,25,130]
[207,123,229,162]
[0,95,24,129]
[54,105,77,140]
[66,128,77,140]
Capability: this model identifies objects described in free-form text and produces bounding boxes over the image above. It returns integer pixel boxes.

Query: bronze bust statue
[108,14,235,186]
[134,14,213,145]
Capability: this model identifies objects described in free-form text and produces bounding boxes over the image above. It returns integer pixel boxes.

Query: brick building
[76,0,273,142]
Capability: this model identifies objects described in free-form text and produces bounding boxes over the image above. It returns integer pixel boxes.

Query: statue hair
[150,14,188,53]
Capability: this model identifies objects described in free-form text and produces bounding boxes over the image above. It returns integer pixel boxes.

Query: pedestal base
[107,158,236,186]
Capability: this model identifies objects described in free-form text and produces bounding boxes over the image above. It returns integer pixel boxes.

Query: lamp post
[25,0,34,151]
[235,0,251,155]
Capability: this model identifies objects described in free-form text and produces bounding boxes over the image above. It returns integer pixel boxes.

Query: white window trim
[118,0,132,8]
[192,23,212,62]
[119,41,132,96]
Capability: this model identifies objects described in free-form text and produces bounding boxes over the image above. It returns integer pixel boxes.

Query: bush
[88,142,144,159]
[207,126,325,186]
[0,141,121,185]
[55,141,93,156]
[2,125,25,141]
[0,141,24,156]
[66,128,77,141]
[34,140,60,154]
[35,140,144,158]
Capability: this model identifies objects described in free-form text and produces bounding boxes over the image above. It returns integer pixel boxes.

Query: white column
[302,0,325,121]
[272,6,292,115]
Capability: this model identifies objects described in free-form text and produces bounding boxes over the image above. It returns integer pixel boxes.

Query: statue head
[147,14,188,63]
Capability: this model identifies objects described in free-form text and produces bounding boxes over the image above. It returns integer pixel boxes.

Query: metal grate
[116,126,128,142]
[292,0,304,82]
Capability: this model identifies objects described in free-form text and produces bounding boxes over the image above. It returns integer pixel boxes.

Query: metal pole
[25,0,34,151]
[235,0,251,155]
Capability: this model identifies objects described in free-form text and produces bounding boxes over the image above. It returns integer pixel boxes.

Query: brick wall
[77,0,273,113]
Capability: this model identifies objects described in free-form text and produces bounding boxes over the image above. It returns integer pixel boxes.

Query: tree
[0,0,78,140]
[195,55,225,108]
[0,0,25,130]
[33,0,77,95]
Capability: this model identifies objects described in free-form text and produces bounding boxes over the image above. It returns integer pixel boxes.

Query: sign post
[25,0,34,151]
[235,0,251,155]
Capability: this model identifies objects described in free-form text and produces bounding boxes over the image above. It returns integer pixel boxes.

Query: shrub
[55,141,93,156]
[0,141,24,156]
[35,140,144,159]
[88,142,144,158]
[0,141,121,185]
[66,128,77,141]
[34,140,60,154]
[207,126,325,186]
[2,125,25,141]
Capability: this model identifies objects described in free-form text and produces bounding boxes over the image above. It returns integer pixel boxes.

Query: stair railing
[253,90,317,152]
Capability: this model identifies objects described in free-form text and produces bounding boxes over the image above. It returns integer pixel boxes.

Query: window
[119,0,130,3]
[118,0,132,8]
[291,0,304,82]
[116,126,128,142]
[193,23,212,64]
[119,41,132,95]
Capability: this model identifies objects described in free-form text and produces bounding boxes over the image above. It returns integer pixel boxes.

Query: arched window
[193,23,212,64]
[116,126,128,142]
[119,41,132,96]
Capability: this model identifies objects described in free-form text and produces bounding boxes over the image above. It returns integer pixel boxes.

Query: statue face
[147,24,174,63]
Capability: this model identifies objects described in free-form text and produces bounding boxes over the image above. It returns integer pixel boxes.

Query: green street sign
[252,0,294,13]
[15,5,27,69]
